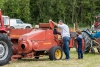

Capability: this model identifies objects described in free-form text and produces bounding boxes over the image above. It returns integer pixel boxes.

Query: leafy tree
[1,0,100,27]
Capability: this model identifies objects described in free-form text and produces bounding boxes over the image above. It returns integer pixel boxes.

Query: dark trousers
[78,44,83,59]
[63,36,70,59]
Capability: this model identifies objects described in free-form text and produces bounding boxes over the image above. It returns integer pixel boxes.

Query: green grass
[1,48,100,67]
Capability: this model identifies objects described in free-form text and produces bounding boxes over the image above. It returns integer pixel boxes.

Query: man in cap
[49,20,70,59]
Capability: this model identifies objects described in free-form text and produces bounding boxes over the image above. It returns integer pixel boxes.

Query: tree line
[0,0,100,27]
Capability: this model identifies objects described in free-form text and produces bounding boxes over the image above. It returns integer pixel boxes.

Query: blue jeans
[78,43,83,59]
[63,36,70,59]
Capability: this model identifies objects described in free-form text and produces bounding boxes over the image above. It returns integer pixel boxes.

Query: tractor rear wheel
[82,31,91,53]
[0,33,12,66]
[49,46,62,60]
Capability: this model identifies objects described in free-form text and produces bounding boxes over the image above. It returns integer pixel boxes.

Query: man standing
[49,20,70,59]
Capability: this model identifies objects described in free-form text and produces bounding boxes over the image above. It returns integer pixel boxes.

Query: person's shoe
[78,58,81,59]
[63,58,70,60]
[81,57,83,59]
[65,59,70,60]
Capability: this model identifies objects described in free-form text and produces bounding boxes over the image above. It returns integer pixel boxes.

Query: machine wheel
[35,57,39,59]
[49,46,62,60]
[10,26,15,29]
[25,26,30,29]
[18,57,22,60]
[84,46,90,54]
[90,48,95,54]
[0,33,12,66]
[82,31,91,53]
[97,47,100,53]
[34,52,39,59]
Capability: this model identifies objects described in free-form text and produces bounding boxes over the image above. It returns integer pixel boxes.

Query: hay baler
[11,22,63,60]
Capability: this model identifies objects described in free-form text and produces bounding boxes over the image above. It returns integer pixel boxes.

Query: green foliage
[0,0,100,27]
[1,0,30,23]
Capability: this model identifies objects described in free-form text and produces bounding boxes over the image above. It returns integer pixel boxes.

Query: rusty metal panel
[70,32,77,38]
[19,30,46,41]
[10,29,32,39]
[39,22,54,29]
[45,30,54,40]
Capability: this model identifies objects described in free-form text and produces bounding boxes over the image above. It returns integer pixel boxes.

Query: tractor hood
[19,29,45,41]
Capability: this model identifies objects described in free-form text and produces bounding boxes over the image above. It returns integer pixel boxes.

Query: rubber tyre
[0,33,12,66]
[82,31,91,53]
[25,26,30,29]
[34,52,39,59]
[10,26,15,29]
[49,46,62,60]
[18,58,22,60]
[35,57,39,59]
[97,47,100,53]
[90,48,95,54]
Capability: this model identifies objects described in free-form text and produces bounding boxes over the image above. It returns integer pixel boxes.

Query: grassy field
[1,48,100,67]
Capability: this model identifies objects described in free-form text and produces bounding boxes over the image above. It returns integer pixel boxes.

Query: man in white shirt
[49,20,70,59]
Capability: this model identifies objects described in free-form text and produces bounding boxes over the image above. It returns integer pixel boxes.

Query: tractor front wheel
[0,34,12,66]
[90,48,95,54]
[49,46,62,60]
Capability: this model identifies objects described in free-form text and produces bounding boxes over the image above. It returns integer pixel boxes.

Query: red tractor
[0,9,12,66]
[92,14,100,30]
